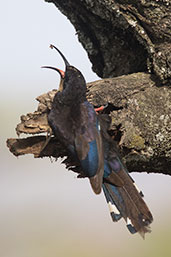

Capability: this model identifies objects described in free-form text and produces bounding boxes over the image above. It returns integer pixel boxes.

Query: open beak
[42,66,65,92]
[42,44,70,91]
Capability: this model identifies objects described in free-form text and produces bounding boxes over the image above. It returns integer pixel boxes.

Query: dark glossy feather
[99,114,153,237]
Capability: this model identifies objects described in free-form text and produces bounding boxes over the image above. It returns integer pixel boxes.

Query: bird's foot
[37,128,53,157]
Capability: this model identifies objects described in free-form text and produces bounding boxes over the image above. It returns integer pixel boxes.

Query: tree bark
[7,73,171,175]
[45,0,171,83]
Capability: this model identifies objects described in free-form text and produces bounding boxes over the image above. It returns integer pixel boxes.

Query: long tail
[102,171,153,237]
[98,114,153,236]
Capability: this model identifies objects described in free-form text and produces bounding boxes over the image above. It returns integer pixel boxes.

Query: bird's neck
[58,87,87,106]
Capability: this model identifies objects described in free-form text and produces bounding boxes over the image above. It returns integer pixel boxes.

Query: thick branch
[7,72,171,175]
[45,0,171,83]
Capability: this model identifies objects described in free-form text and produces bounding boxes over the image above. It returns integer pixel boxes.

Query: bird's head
[42,45,87,98]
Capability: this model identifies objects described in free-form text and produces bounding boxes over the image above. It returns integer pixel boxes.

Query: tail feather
[99,113,153,236]
[102,184,122,222]
[103,173,153,237]
[103,182,137,234]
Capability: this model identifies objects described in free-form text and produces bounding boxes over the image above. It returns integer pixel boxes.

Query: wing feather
[74,103,104,194]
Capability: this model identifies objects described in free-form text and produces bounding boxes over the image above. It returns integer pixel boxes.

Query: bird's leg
[38,128,53,156]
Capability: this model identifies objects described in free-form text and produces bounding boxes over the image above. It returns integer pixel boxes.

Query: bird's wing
[74,103,104,194]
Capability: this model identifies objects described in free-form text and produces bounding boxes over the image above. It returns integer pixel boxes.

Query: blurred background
[0,1,171,257]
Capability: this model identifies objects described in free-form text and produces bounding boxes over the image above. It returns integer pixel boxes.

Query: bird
[42,44,153,237]
[42,44,104,194]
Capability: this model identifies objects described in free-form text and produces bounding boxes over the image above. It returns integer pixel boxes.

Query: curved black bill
[50,44,70,67]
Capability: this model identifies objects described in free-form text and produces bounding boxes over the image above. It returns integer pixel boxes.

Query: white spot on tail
[98,123,101,131]
[127,218,133,226]
[108,201,120,215]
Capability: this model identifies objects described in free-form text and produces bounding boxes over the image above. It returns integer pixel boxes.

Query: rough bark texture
[7,73,171,175]
[6,1,171,175]
[45,0,171,83]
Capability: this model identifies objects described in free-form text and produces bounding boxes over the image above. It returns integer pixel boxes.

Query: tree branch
[7,72,171,175]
